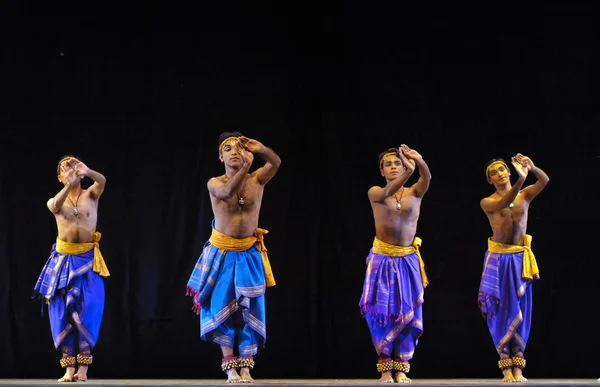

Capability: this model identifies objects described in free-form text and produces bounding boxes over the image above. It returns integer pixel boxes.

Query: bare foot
[502,368,516,383]
[58,367,75,382]
[379,370,394,383]
[239,367,255,383]
[74,365,88,382]
[513,367,527,382]
[226,369,242,383]
[395,372,412,383]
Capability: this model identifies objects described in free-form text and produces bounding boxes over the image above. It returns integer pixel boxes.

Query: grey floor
[0,379,599,387]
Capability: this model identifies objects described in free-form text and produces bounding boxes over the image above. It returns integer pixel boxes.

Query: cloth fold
[55,231,110,278]
[185,224,270,355]
[208,227,275,287]
[359,237,426,357]
[477,235,538,355]
[32,238,106,350]
[371,237,428,288]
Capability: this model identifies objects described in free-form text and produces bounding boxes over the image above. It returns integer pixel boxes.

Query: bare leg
[512,353,527,382]
[499,355,516,383]
[57,354,76,382]
[74,350,92,382]
[221,347,241,384]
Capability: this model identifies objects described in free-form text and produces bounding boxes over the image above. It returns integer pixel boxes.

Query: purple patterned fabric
[359,249,424,358]
[478,250,535,355]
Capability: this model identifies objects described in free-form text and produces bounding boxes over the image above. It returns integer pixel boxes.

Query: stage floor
[0,379,599,386]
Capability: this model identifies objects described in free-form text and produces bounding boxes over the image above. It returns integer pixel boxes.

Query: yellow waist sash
[372,237,428,288]
[209,227,275,287]
[55,231,110,278]
[487,234,539,281]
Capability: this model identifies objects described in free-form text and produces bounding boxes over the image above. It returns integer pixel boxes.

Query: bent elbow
[220,190,234,200]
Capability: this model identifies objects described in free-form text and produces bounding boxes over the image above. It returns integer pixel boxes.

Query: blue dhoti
[477,235,539,355]
[186,226,273,357]
[32,234,108,355]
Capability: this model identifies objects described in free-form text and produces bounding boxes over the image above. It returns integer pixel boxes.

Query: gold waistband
[209,227,275,287]
[487,234,539,280]
[372,237,428,288]
[55,231,110,278]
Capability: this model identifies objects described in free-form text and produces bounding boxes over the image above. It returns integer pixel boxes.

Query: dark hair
[218,131,244,146]
[56,154,79,175]
[378,148,400,168]
[484,158,507,178]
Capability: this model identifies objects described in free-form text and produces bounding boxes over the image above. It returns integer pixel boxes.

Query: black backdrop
[1,1,599,380]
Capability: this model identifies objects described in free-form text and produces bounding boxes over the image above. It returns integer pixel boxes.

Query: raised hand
[239,145,254,166]
[239,136,265,154]
[511,157,529,179]
[68,159,89,177]
[62,164,79,185]
[514,153,535,170]
[399,149,416,172]
[400,144,422,160]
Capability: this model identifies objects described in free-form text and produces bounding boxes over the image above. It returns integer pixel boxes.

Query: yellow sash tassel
[55,232,110,278]
[209,228,276,287]
[487,234,539,281]
[372,237,429,288]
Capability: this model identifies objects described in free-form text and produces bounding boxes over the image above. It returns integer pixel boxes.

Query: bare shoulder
[405,183,419,195]
[206,176,225,193]
[208,175,225,185]
[246,170,261,183]
[368,185,383,199]
[480,194,498,212]
[480,195,491,205]
[482,192,496,201]
[84,188,100,201]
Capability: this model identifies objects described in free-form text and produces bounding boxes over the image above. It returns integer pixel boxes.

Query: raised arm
[239,136,281,185]
[207,147,253,200]
[368,152,415,203]
[480,159,527,213]
[400,144,431,197]
[514,153,549,202]
[47,165,77,213]
[70,159,106,199]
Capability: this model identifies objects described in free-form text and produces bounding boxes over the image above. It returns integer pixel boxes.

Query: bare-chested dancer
[477,153,549,383]
[359,144,432,384]
[186,131,281,383]
[32,156,110,382]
